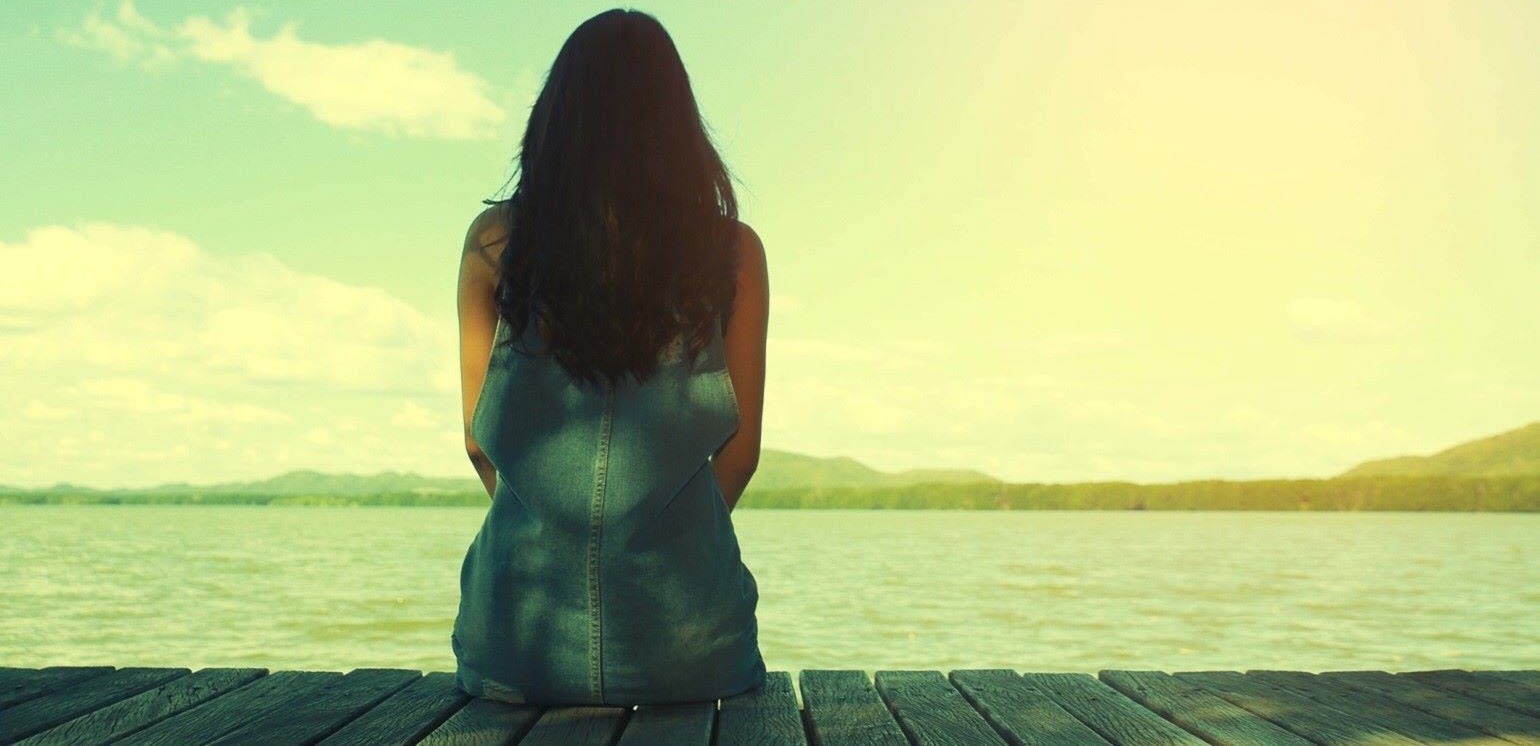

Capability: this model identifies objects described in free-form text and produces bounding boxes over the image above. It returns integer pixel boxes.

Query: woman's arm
[712,223,770,512]
[458,206,508,500]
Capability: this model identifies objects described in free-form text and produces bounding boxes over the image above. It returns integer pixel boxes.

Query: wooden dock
[2,666,1538,745]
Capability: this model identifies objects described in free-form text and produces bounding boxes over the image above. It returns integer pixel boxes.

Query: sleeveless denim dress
[451,313,767,706]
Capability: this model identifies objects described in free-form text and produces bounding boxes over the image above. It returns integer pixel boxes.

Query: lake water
[3,506,1536,687]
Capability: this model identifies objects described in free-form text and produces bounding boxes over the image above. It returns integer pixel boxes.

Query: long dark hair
[485,8,739,391]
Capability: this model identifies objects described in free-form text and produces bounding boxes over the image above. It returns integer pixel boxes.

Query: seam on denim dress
[587,379,615,701]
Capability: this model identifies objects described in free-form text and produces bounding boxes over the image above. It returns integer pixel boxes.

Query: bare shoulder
[463,202,511,273]
[732,220,767,281]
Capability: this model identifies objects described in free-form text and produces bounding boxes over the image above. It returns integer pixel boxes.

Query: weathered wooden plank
[874,669,1006,745]
[1247,670,1493,743]
[715,671,808,746]
[4,663,1535,746]
[205,667,420,745]
[1174,670,1422,746]
[1097,670,1312,746]
[0,667,39,690]
[114,670,339,745]
[799,669,908,746]
[1020,672,1204,746]
[1400,669,1540,719]
[1483,671,1540,689]
[1472,671,1540,711]
[508,705,629,745]
[16,668,266,746]
[949,669,1112,746]
[613,700,713,745]
[417,696,543,746]
[318,671,470,746]
[0,666,114,708]
[1319,669,1540,746]
[0,667,189,743]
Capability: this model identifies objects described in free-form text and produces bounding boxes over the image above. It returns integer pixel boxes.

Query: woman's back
[451,300,767,706]
[451,8,769,707]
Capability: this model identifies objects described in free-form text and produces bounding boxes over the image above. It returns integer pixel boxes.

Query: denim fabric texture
[452,314,767,706]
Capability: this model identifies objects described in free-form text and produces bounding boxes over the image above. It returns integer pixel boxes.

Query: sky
[1,1,1536,489]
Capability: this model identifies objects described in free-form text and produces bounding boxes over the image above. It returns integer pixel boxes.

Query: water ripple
[2,506,1537,673]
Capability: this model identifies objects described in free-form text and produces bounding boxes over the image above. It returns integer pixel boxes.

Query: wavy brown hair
[484,8,739,391]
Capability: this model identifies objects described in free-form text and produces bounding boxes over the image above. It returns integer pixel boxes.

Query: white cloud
[0,224,1449,489]
[0,223,463,488]
[59,2,508,140]
[756,325,1437,484]
[390,401,441,430]
[1285,297,1394,342]
[57,0,177,69]
[23,400,70,421]
[760,340,1053,473]
[0,224,455,393]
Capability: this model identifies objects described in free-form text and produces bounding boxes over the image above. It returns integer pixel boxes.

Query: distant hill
[7,437,1539,511]
[13,423,1540,513]
[747,449,1000,491]
[142,469,477,497]
[1338,421,1540,478]
[0,448,1000,497]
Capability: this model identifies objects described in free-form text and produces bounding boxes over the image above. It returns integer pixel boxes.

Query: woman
[450,9,770,707]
